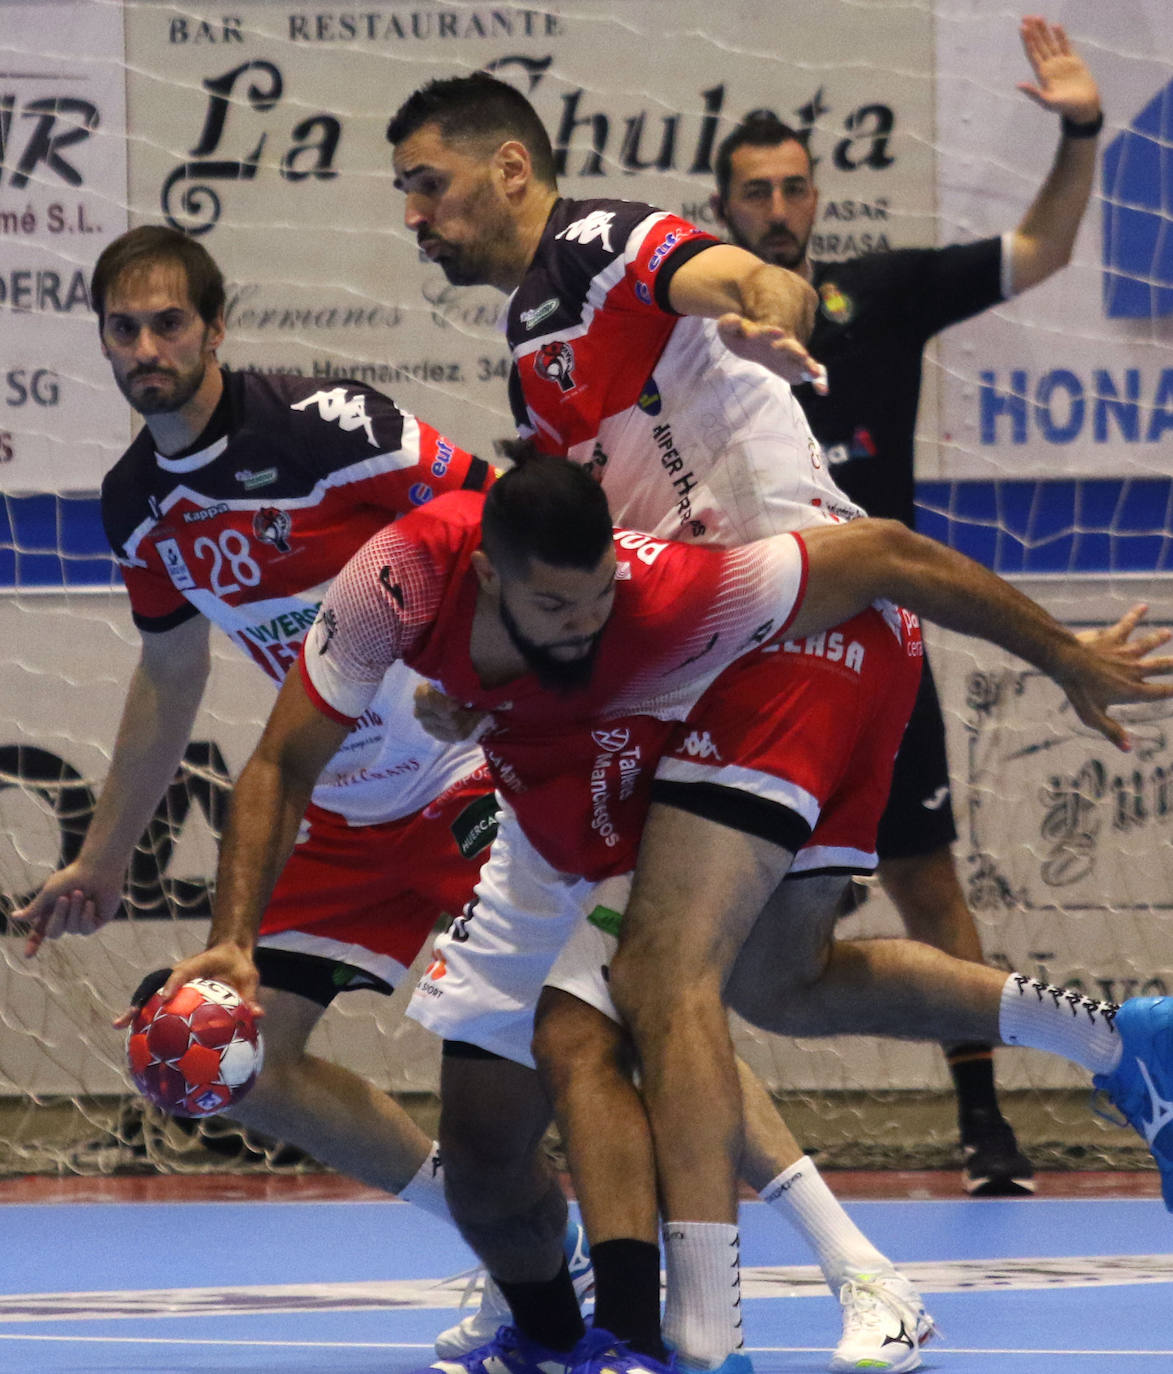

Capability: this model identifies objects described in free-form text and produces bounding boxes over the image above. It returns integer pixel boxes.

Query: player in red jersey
[13,227,513,1282]
[165,454,1173,1374]
[383,73,1173,1374]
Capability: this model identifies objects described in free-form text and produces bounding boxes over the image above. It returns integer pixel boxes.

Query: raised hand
[1018,15,1101,124]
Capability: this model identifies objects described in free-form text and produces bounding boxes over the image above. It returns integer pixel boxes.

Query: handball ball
[127,977,264,1118]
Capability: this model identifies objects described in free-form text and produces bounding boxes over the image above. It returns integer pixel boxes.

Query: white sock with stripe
[662,1220,742,1370]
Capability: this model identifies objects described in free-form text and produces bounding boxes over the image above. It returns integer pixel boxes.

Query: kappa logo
[290,387,378,445]
[555,208,616,251]
[592,727,631,753]
[520,297,559,331]
[923,785,951,812]
[252,506,292,553]
[535,341,576,392]
[679,730,722,761]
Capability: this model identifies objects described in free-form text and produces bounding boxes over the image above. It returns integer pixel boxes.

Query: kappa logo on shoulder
[555,208,616,251]
[535,341,576,392]
[290,387,378,446]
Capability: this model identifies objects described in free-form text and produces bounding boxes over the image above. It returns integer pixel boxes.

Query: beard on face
[422,178,518,288]
[499,595,601,694]
[118,359,207,416]
[730,221,806,271]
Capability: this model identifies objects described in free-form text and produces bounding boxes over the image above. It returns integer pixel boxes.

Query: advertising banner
[0,2,130,493]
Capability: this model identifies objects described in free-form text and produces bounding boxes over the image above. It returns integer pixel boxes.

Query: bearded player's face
[497,552,618,692]
[719,140,818,271]
[101,262,224,417]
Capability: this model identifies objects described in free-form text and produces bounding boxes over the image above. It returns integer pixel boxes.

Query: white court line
[0,1334,1171,1358]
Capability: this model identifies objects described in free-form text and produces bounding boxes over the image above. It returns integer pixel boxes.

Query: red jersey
[300,491,808,878]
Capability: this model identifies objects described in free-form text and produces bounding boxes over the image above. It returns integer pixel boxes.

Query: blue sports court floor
[0,1175,1169,1373]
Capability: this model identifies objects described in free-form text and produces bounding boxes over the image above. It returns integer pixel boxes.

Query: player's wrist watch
[1061,110,1103,139]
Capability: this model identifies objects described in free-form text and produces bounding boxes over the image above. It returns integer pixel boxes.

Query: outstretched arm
[117,667,350,1023]
[792,519,1173,749]
[665,244,828,391]
[1008,15,1102,293]
[17,615,211,956]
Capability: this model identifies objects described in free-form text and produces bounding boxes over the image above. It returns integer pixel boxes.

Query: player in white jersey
[385,73,1173,1374]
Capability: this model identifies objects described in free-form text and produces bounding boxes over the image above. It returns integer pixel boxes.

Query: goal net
[1,0,1170,1174]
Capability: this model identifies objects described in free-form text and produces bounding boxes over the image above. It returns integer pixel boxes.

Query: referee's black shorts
[875,650,958,862]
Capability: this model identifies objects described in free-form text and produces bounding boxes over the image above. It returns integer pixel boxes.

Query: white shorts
[543,907,623,1026]
[405,800,632,1067]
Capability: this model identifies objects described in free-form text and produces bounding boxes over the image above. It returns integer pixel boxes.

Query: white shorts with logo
[405,800,632,1067]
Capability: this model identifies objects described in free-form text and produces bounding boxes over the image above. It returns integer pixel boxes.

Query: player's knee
[533,988,633,1101]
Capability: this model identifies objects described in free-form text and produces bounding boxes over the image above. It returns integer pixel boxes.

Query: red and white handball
[127,978,264,1118]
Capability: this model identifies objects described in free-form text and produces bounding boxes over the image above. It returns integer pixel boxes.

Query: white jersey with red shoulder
[506,197,864,545]
[101,369,493,823]
[300,491,808,878]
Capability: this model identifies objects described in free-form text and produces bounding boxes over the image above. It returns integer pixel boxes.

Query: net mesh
[1,0,1170,1176]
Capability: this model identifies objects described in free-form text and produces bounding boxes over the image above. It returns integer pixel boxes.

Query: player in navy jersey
[11,229,530,1330]
[160,454,1173,1374]
[711,15,1103,1195]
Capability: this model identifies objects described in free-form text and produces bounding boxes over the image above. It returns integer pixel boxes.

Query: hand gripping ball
[126,971,264,1118]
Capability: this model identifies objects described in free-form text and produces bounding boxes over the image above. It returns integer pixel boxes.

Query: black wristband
[1061,110,1103,139]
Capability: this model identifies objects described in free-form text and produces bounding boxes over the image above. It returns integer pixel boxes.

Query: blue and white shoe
[435,1222,595,1358]
[423,1326,580,1374]
[1093,996,1173,1210]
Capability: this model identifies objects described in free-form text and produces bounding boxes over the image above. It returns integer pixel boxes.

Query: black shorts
[875,651,958,862]
[253,946,396,1009]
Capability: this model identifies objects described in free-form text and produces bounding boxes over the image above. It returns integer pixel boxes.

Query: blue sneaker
[435,1222,595,1358]
[572,1329,677,1374]
[1093,996,1173,1210]
[580,1331,752,1374]
[425,1326,579,1374]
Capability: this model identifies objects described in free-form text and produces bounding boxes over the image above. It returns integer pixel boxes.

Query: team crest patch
[819,280,854,324]
[535,340,576,392]
[252,506,292,553]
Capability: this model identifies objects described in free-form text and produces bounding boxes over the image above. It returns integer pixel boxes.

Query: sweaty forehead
[106,261,195,316]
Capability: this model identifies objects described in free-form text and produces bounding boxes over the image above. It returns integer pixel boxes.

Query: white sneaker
[434,1221,594,1358]
[828,1268,937,1373]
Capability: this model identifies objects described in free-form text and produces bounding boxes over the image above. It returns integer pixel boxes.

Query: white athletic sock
[759,1155,888,1288]
[662,1220,742,1370]
[398,1141,452,1223]
[999,974,1122,1076]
